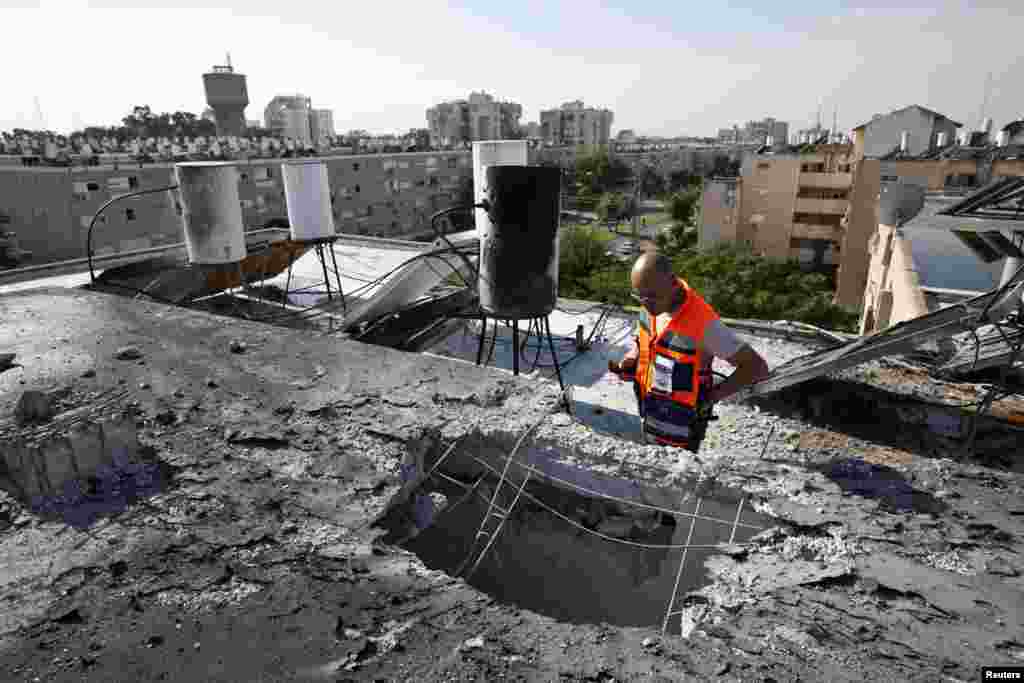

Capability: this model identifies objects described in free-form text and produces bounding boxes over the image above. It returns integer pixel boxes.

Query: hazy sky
[3,0,1022,137]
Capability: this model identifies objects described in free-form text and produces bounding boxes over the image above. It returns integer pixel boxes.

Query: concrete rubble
[0,286,1022,682]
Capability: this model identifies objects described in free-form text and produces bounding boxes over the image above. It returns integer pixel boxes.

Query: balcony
[794,197,849,215]
[798,172,852,189]
[791,223,840,241]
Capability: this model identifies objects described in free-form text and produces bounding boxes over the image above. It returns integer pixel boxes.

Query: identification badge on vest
[652,355,674,394]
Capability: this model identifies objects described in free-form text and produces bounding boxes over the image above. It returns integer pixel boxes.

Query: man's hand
[608,354,637,378]
[710,345,769,403]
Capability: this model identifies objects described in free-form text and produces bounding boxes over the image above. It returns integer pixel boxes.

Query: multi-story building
[202,62,249,138]
[698,144,880,309]
[0,150,474,265]
[876,143,1024,192]
[852,105,962,160]
[717,127,741,145]
[742,118,788,146]
[264,95,314,146]
[310,109,335,148]
[425,92,523,149]
[539,101,613,147]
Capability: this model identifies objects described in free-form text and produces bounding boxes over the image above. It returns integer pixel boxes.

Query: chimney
[982,117,993,134]
[899,131,910,153]
[997,130,1010,147]
[765,135,774,148]
[936,132,947,147]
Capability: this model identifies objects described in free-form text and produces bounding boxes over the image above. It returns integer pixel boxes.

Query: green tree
[596,192,625,222]
[575,150,632,195]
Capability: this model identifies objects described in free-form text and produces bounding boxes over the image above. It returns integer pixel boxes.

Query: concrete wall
[835,158,880,310]
[860,108,949,159]
[0,150,474,265]
[859,221,930,335]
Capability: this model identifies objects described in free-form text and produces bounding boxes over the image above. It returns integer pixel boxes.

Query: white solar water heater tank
[174,162,247,265]
[282,160,335,241]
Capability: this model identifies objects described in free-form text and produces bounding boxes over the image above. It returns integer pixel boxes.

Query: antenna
[833,106,838,141]
[33,96,45,130]
[816,100,822,132]
[226,52,232,69]
[977,71,993,130]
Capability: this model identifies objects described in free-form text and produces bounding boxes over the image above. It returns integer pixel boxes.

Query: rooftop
[1,236,1024,680]
[852,105,963,131]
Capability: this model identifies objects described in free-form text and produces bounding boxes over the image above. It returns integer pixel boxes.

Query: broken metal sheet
[744,277,1024,397]
[341,230,478,332]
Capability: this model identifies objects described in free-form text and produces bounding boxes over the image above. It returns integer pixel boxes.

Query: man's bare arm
[709,345,769,403]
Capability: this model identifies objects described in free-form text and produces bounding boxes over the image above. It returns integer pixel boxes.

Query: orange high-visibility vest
[636,278,718,448]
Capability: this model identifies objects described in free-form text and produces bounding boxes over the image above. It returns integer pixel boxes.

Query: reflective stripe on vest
[636,279,719,446]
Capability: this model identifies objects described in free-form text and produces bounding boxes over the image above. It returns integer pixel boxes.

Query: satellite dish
[878,183,925,227]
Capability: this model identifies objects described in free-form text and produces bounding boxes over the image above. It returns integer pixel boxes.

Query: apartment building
[0,151,473,266]
[877,143,1024,192]
[264,95,314,146]
[425,92,523,149]
[852,105,962,160]
[539,101,613,146]
[698,144,880,309]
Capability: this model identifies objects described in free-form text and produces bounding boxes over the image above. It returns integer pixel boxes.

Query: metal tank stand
[281,236,347,314]
[474,314,568,409]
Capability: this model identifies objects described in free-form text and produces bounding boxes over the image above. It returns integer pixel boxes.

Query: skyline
[3,1,1022,138]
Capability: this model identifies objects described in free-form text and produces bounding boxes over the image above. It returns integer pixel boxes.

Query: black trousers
[634,380,710,454]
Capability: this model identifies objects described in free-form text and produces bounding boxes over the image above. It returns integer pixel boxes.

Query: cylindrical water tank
[174,162,246,265]
[478,165,561,319]
[282,160,335,241]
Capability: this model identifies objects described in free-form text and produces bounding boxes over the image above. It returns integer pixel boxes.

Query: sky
[3,0,1022,138]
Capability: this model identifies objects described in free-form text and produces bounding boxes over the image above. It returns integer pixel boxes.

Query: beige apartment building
[0,151,473,265]
[699,144,880,309]
[426,92,523,149]
[539,101,613,147]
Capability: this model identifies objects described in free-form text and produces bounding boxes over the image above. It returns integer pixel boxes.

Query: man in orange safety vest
[609,252,769,452]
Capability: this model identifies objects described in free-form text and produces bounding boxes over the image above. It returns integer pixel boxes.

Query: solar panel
[952,231,1007,263]
[741,277,1024,398]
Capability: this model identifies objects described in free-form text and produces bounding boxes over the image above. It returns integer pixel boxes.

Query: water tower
[203,55,249,138]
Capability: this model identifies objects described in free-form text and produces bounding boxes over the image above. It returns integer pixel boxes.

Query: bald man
[609,252,769,451]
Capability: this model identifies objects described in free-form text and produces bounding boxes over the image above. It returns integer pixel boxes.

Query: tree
[596,193,625,222]
[574,150,632,195]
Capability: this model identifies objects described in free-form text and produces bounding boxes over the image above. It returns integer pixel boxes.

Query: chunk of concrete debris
[985,557,1020,577]
[15,390,55,424]
[229,340,247,354]
[462,636,485,650]
[115,346,143,361]
[0,353,20,374]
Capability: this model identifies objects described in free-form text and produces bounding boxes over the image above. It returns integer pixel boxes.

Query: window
[448,158,457,169]
[881,175,899,183]
[128,176,139,189]
[125,208,136,221]
[757,162,771,169]
[240,172,249,182]
[353,162,360,171]
[86,181,100,191]
[354,184,361,193]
